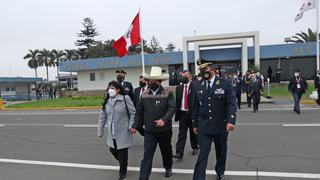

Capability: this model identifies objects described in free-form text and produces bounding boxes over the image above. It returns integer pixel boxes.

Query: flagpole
[317,0,320,72]
[139,8,146,75]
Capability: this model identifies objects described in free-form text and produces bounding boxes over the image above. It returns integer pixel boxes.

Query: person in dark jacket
[173,70,199,160]
[249,72,264,113]
[314,70,320,105]
[243,71,252,107]
[131,66,176,180]
[232,73,244,109]
[288,69,308,114]
[115,69,134,102]
[133,75,148,136]
[192,62,237,180]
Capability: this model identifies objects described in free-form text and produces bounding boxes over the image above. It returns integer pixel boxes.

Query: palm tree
[51,49,66,84]
[65,49,79,89]
[288,28,318,43]
[24,49,40,78]
[38,49,55,81]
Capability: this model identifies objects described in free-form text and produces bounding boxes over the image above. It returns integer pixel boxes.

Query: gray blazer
[97,95,136,149]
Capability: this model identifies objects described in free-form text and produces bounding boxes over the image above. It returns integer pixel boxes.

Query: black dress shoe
[164,168,172,177]
[173,153,183,160]
[217,175,225,180]
[118,174,126,180]
[191,149,199,156]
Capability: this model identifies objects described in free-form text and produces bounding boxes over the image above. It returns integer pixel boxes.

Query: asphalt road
[0,107,319,180]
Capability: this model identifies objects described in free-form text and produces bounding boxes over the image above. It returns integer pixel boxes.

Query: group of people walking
[98,60,237,180]
[97,61,319,180]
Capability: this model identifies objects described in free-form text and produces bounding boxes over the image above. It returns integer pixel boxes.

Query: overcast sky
[0,0,316,79]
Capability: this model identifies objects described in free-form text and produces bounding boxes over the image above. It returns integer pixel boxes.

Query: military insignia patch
[216,80,220,85]
[214,88,225,94]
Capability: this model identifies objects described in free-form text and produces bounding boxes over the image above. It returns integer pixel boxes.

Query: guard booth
[0,77,42,101]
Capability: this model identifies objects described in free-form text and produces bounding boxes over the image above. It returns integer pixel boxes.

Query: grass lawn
[263,83,315,99]
[5,97,103,109]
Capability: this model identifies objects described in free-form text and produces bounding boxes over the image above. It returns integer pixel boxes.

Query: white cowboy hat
[144,66,169,80]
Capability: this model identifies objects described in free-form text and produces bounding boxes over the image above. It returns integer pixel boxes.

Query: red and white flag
[113,12,141,57]
[295,0,316,22]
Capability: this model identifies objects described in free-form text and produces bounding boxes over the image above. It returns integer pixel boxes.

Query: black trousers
[176,111,198,155]
[246,91,251,107]
[109,139,128,176]
[317,89,320,105]
[236,94,241,109]
[252,94,261,111]
[139,131,173,180]
[193,133,228,180]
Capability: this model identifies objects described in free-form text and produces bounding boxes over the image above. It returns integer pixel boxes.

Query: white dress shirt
[180,81,190,111]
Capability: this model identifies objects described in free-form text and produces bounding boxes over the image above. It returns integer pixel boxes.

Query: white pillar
[182,38,189,71]
[254,32,260,69]
[194,44,200,75]
[242,40,248,75]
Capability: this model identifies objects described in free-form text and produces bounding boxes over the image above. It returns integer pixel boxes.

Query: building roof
[59,42,317,72]
[0,77,43,84]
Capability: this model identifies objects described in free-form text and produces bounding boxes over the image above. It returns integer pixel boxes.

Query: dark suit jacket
[193,77,237,136]
[249,79,263,96]
[175,82,195,122]
[133,87,143,107]
[121,81,134,102]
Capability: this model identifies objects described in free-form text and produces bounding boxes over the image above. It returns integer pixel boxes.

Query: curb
[2,106,101,111]
[301,100,317,105]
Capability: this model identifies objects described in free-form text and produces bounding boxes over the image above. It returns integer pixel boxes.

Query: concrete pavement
[0,108,320,180]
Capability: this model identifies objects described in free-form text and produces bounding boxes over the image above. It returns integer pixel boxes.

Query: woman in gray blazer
[98,81,136,179]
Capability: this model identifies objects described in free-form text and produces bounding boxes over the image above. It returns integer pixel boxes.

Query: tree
[24,49,40,78]
[65,49,79,89]
[38,49,55,81]
[75,17,99,48]
[288,28,318,43]
[51,49,66,84]
[128,39,153,54]
[149,36,163,53]
[165,42,176,52]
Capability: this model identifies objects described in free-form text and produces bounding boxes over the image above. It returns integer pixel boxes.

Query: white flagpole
[317,0,320,71]
[139,9,146,75]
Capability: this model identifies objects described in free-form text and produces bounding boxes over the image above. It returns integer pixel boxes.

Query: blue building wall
[59,42,317,72]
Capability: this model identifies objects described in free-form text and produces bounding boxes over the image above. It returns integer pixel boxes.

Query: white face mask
[108,89,117,97]
[294,73,299,77]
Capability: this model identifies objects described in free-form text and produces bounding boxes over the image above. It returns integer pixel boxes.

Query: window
[5,87,10,91]
[11,87,16,91]
[90,73,96,81]
[99,72,105,81]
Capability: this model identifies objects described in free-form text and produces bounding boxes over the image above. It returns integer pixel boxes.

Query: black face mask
[180,77,189,84]
[203,71,212,80]
[139,81,146,87]
[149,83,159,91]
[117,76,124,82]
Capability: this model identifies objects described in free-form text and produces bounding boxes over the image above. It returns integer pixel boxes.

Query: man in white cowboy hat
[131,66,176,180]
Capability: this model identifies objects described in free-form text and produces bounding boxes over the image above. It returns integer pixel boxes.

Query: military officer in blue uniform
[192,62,237,180]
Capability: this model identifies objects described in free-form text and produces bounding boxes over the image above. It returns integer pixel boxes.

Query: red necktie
[184,85,188,110]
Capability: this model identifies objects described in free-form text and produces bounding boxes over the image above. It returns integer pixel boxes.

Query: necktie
[184,85,188,110]
[207,80,211,93]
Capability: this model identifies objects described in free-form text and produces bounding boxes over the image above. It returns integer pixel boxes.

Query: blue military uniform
[192,76,237,180]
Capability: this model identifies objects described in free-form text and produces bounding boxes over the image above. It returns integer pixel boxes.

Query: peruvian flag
[113,12,141,57]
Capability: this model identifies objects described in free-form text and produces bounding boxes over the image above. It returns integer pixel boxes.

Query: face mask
[149,83,159,91]
[108,89,117,97]
[117,76,124,82]
[180,77,189,84]
[318,71,320,75]
[203,71,212,80]
[294,73,299,77]
[139,81,146,87]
